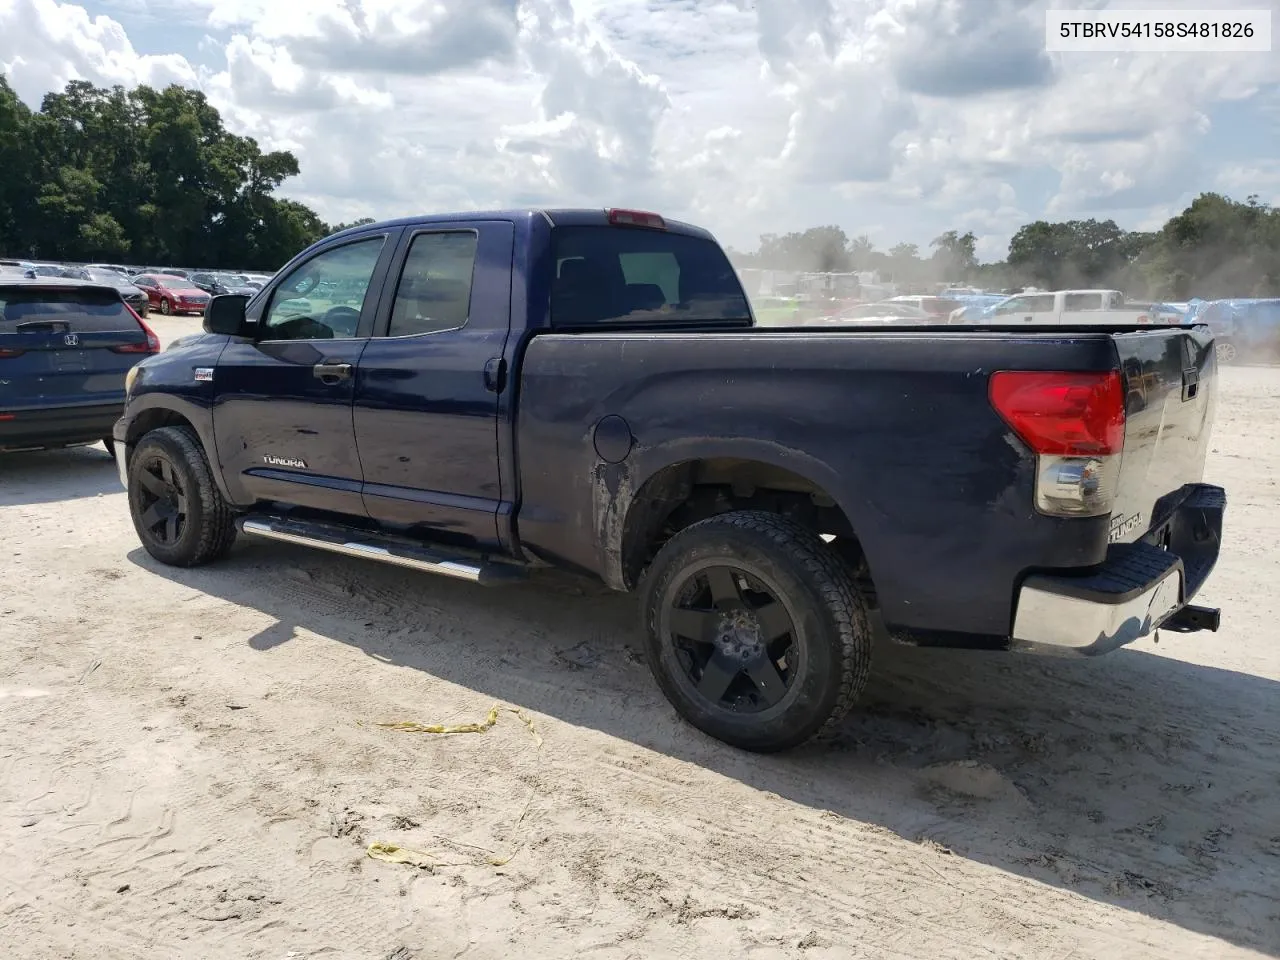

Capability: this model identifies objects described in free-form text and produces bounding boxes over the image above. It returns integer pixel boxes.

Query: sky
[1,0,1278,261]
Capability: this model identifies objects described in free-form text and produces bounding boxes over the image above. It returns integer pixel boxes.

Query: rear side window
[550,226,750,328]
[387,231,478,337]
[0,287,134,333]
[1065,293,1104,311]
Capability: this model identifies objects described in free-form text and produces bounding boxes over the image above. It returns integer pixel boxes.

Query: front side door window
[262,237,385,341]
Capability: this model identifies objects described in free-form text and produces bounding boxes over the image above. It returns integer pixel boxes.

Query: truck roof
[327,208,716,242]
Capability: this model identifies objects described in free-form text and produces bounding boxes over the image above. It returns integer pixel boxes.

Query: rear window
[0,286,134,333]
[550,226,751,328]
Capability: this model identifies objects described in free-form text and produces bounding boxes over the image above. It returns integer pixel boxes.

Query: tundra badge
[1108,512,1142,543]
[263,455,308,469]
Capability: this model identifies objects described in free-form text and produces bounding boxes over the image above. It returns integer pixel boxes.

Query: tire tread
[641,509,872,750]
[131,425,237,566]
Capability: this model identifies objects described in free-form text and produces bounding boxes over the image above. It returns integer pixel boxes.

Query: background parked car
[819,301,933,324]
[0,277,160,453]
[60,267,152,317]
[884,295,965,319]
[85,263,131,276]
[132,273,211,315]
[190,271,260,296]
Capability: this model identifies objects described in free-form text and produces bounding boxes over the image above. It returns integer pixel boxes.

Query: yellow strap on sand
[366,841,436,871]
[376,703,543,747]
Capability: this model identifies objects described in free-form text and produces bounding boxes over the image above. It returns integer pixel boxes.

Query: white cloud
[0,0,196,101]
[2,0,1279,260]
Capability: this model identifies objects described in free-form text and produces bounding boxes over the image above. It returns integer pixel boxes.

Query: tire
[1216,341,1237,365]
[127,425,237,567]
[639,510,872,752]
[160,298,171,315]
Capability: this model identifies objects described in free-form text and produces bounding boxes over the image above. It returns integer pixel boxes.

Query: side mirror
[204,294,251,336]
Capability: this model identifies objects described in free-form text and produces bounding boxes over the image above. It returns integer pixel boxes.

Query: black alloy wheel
[640,510,872,752]
[126,425,238,567]
[135,453,189,546]
[666,565,798,713]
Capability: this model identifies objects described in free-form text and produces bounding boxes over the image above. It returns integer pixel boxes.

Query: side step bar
[238,516,526,586]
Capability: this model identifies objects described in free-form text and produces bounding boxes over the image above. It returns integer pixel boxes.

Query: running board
[237,516,526,586]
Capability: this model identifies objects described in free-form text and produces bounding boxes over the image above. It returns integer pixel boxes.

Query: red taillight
[112,306,162,354]
[607,208,666,229]
[989,370,1126,456]
[0,347,24,358]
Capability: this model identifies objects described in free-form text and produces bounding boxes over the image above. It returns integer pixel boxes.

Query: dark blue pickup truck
[111,208,1226,751]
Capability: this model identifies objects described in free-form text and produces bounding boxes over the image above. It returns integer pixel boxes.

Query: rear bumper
[0,401,122,452]
[1011,484,1226,655]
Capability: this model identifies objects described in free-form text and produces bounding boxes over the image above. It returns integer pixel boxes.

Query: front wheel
[127,425,237,567]
[1216,340,1238,365]
[160,298,171,315]
[639,511,872,752]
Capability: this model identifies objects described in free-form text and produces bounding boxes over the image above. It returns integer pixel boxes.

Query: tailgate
[1108,325,1217,542]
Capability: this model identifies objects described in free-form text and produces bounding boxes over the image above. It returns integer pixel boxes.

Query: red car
[132,274,211,316]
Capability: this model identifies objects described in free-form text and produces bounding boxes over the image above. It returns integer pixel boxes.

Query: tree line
[0,76,343,270]
[4,76,1279,296]
[730,194,1280,300]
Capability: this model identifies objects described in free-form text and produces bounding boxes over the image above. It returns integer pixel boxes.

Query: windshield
[551,226,751,327]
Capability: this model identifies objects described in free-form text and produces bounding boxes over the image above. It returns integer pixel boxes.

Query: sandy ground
[1,315,1278,959]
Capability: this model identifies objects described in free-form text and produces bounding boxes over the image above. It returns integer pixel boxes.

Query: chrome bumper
[1011,484,1225,656]
[1012,566,1182,654]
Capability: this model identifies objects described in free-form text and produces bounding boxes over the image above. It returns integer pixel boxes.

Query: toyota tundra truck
[110,208,1226,752]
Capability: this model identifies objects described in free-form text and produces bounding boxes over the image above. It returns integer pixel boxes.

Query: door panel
[213,337,369,513]
[353,221,515,548]
[212,232,397,515]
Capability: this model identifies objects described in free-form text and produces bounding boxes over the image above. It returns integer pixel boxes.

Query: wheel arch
[122,396,233,502]
[599,445,872,592]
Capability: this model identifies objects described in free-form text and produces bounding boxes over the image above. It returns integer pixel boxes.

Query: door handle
[483,357,507,393]
[313,361,353,383]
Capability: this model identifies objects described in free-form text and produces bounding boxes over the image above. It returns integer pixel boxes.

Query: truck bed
[513,323,1216,644]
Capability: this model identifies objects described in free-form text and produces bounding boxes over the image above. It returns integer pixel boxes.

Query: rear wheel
[1216,340,1238,364]
[639,510,872,752]
[127,425,236,567]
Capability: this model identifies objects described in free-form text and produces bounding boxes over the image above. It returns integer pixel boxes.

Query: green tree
[0,74,331,270]
[329,217,377,234]
[755,226,853,272]
[930,230,977,280]
[1140,193,1280,299]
